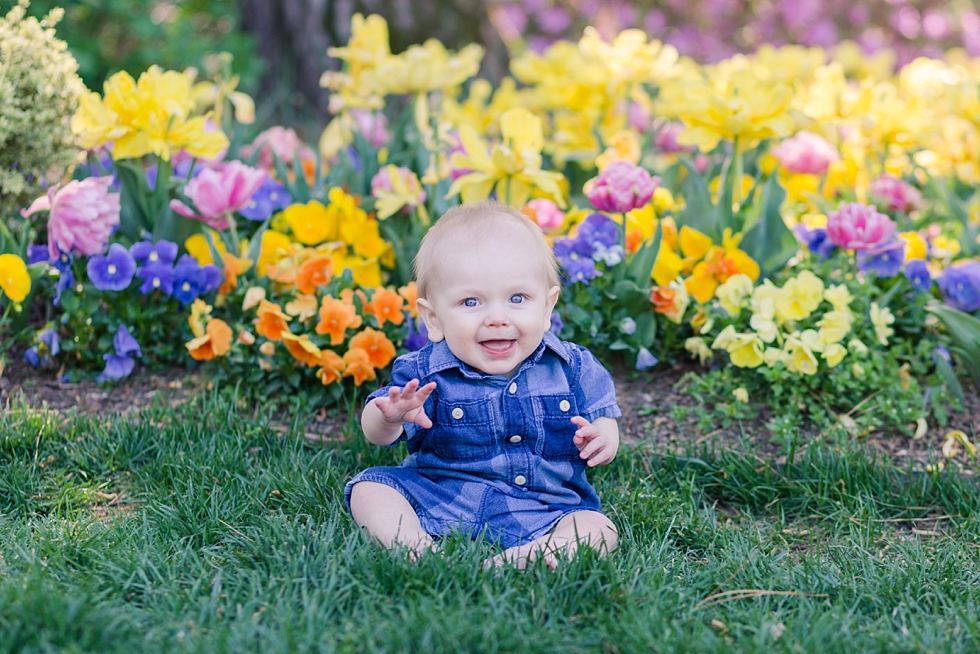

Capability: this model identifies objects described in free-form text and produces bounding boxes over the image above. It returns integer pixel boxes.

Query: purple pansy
[136,262,175,295]
[171,255,221,305]
[857,239,905,278]
[794,224,838,260]
[577,213,620,249]
[52,253,73,307]
[27,244,51,265]
[87,243,136,291]
[39,328,60,356]
[130,240,178,266]
[549,311,564,335]
[554,238,600,284]
[25,327,61,368]
[903,259,932,292]
[636,347,658,371]
[405,315,429,351]
[23,348,39,367]
[96,324,141,383]
[933,344,952,366]
[937,261,980,312]
[238,176,292,221]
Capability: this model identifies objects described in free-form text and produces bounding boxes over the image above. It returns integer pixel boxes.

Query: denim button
[508,382,517,394]
[559,400,570,412]
[514,475,527,485]
[451,407,464,419]
[509,435,522,443]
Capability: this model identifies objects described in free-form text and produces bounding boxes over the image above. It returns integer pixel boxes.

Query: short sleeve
[364,352,428,444]
[575,345,621,421]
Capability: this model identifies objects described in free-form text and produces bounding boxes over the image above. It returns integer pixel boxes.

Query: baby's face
[416,223,559,377]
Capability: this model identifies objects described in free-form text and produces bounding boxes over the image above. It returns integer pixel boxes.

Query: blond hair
[413,200,560,298]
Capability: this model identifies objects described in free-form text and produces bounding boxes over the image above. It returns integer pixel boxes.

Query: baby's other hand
[374,379,437,429]
[570,416,617,467]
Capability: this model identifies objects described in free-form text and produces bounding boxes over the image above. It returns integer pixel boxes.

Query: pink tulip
[826,201,897,251]
[584,160,660,214]
[869,174,922,213]
[350,109,390,148]
[21,177,120,259]
[523,198,565,230]
[653,121,691,154]
[239,127,316,170]
[771,131,840,175]
[170,161,267,231]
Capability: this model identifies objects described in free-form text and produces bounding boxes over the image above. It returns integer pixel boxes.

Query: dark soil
[3,354,979,473]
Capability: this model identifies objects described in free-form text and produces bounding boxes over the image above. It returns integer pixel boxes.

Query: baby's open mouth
[480,339,515,355]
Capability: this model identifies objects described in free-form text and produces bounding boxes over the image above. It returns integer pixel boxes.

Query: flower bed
[1,6,979,454]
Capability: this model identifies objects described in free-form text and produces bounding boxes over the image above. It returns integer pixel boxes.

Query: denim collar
[424,331,571,380]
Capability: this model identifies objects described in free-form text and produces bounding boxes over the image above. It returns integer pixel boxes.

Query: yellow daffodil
[578,27,678,89]
[447,107,566,208]
[369,39,484,95]
[657,65,794,152]
[0,254,31,303]
[372,165,428,221]
[870,302,895,346]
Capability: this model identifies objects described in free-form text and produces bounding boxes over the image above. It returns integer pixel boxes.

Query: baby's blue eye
[463,298,478,307]
[510,294,525,304]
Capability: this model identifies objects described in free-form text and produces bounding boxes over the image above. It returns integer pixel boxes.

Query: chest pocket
[533,393,580,461]
[427,397,497,462]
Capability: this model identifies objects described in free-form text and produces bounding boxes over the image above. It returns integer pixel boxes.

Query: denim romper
[345,332,621,549]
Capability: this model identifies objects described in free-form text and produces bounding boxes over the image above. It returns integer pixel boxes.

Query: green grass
[1,391,978,653]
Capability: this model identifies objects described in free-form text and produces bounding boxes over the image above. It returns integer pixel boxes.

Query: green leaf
[935,355,965,405]
[677,157,718,241]
[740,174,797,280]
[624,221,662,289]
[246,217,272,264]
[634,312,657,348]
[203,230,226,273]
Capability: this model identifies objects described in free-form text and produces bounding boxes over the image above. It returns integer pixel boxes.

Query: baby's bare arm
[360,379,436,446]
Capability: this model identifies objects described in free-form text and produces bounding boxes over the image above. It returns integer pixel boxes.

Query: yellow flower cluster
[692,270,883,376]
[651,226,759,304]
[71,66,229,161]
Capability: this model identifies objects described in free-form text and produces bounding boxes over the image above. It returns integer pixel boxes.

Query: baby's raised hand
[570,416,617,467]
[375,379,437,429]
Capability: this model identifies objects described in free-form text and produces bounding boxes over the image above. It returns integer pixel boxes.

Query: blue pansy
[405,315,429,351]
[239,176,292,221]
[794,224,838,260]
[549,311,564,336]
[27,245,51,265]
[938,261,980,312]
[136,262,175,295]
[857,239,905,278]
[53,257,73,307]
[171,255,220,305]
[636,347,658,371]
[87,243,136,291]
[577,213,619,249]
[96,325,142,383]
[130,239,178,266]
[903,259,932,292]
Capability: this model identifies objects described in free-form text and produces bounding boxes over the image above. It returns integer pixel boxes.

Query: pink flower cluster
[826,201,897,251]
[351,109,390,148]
[170,161,267,230]
[771,131,840,175]
[869,174,922,213]
[240,127,317,171]
[21,177,121,259]
[584,160,660,214]
[523,198,565,229]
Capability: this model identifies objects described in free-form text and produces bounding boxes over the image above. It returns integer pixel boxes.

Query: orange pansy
[398,281,418,317]
[343,348,376,386]
[255,300,292,341]
[219,253,253,295]
[364,286,405,327]
[340,287,368,308]
[285,293,319,322]
[317,350,346,386]
[349,327,396,369]
[281,332,323,367]
[295,254,334,295]
[186,318,233,361]
[315,296,363,345]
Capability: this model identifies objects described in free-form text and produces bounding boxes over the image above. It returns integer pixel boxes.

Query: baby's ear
[544,285,560,328]
[416,298,444,342]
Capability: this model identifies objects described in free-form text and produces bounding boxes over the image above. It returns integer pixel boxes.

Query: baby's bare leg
[483,510,618,570]
[349,481,434,556]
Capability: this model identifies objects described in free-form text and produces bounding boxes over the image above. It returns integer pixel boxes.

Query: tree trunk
[238,0,508,124]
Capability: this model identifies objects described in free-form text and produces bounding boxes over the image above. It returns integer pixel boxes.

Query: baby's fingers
[578,436,608,463]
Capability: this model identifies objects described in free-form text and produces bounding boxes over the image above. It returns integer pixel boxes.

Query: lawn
[1,391,978,653]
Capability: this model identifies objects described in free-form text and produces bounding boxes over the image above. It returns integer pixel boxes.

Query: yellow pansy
[715,273,754,319]
[749,297,779,343]
[257,230,292,277]
[283,201,337,246]
[774,271,824,322]
[785,330,823,375]
[679,226,713,260]
[184,233,227,266]
[684,337,713,364]
[822,343,847,367]
[0,254,31,303]
[712,325,764,368]
[870,302,895,346]
[823,284,854,311]
[817,309,853,345]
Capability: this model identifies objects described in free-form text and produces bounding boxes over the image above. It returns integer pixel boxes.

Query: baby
[346,200,621,569]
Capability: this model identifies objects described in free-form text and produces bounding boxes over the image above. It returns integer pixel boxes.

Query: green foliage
[0,0,261,94]
[0,397,978,651]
